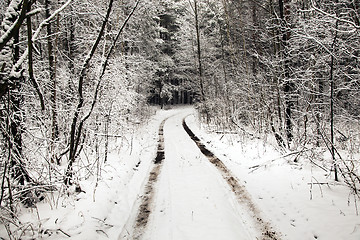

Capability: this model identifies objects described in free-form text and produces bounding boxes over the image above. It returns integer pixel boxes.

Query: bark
[27,0,45,111]
[45,0,59,164]
[270,0,284,134]
[67,5,75,79]
[251,1,258,75]
[9,75,32,185]
[9,0,72,77]
[330,18,339,182]
[315,78,323,147]
[279,0,293,145]
[104,109,111,163]
[0,0,34,186]
[0,83,9,99]
[0,0,29,52]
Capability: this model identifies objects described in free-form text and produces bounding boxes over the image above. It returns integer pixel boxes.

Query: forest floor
[1,106,359,240]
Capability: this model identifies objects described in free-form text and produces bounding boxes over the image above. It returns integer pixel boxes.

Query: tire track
[182,117,281,240]
[132,117,168,239]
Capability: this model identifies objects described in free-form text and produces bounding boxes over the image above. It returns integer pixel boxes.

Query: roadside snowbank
[185,113,360,240]
[0,107,180,240]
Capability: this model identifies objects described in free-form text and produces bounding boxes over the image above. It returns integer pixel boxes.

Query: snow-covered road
[133,110,259,239]
[7,107,358,240]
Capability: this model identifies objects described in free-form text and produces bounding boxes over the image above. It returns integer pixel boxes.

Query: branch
[311,0,360,30]
[10,0,73,76]
[0,0,30,51]
[291,30,338,60]
[99,0,141,79]
[26,0,45,110]
[0,82,9,99]
[75,0,141,157]
[68,0,115,167]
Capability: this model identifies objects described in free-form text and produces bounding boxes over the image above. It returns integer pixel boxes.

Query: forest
[0,0,360,239]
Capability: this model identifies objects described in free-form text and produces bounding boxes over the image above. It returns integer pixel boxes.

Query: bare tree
[65,0,141,185]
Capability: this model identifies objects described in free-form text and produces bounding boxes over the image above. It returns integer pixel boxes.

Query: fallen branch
[249,149,313,172]
[57,228,71,237]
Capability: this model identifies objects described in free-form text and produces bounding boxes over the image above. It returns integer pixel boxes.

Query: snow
[0,108,178,239]
[1,106,359,239]
[185,111,360,240]
[126,108,257,239]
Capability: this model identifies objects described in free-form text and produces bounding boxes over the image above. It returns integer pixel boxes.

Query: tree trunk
[330,18,339,182]
[65,0,140,185]
[315,77,323,147]
[65,0,115,185]
[45,0,59,164]
[193,0,205,101]
[0,0,33,186]
[279,0,293,145]
[66,4,75,94]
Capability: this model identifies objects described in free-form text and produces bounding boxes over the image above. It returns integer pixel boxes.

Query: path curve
[120,109,281,240]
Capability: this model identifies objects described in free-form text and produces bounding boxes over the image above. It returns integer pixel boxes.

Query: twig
[312,177,323,198]
[19,223,35,239]
[308,157,328,172]
[307,182,330,185]
[57,228,71,237]
[352,193,359,215]
[249,149,312,172]
[6,177,14,218]
[0,157,9,205]
[310,0,360,30]
[11,184,56,198]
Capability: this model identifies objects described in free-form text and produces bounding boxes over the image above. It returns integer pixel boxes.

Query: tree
[0,0,33,187]
[45,0,59,164]
[65,0,141,185]
[192,0,205,101]
[148,1,186,108]
[279,0,294,145]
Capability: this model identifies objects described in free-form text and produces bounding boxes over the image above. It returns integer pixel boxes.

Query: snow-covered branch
[10,0,73,76]
[0,0,27,51]
[76,0,141,157]
[311,0,360,30]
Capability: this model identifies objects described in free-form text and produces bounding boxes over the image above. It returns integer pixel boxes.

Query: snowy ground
[121,108,261,239]
[1,106,359,240]
[0,107,180,239]
[186,111,360,240]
